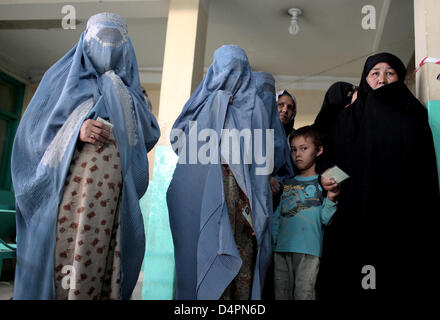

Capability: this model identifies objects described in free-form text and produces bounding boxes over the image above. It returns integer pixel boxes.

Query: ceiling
[0,0,415,88]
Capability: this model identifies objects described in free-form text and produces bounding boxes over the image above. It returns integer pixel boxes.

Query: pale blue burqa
[253,71,294,184]
[11,13,160,299]
[167,45,292,299]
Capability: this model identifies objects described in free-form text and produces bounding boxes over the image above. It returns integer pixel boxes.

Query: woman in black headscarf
[317,52,439,299]
[312,81,357,173]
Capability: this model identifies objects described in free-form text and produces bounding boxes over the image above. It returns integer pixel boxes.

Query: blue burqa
[11,13,160,299]
[253,71,294,184]
[167,45,292,299]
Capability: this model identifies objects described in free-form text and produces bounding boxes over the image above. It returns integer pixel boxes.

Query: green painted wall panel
[139,146,177,299]
[427,100,440,188]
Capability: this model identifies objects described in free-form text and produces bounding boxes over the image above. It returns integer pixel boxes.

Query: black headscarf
[318,53,439,299]
[358,52,407,102]
[313,81,356,173]
[314,81,356,132]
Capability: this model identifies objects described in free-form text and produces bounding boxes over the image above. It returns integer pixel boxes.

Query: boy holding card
[272,125,341,300]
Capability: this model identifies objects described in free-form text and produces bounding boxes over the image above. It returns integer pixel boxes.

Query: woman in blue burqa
[166,45,292,299]
[11,13,160,300]
[254,71,294,300]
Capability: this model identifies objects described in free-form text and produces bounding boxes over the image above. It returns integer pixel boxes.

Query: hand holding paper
[321,166,350,201]
[322,165,350,184]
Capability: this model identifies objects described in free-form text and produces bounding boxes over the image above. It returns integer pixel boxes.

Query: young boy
[272,125,340,300]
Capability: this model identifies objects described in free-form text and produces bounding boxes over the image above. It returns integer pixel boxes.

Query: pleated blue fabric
[167,45,291,299]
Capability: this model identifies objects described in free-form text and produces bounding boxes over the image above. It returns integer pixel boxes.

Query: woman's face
[277,94,295,124]
[366,62,399,90]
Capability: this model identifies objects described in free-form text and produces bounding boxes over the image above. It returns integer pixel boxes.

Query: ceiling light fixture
[288,8,302,35]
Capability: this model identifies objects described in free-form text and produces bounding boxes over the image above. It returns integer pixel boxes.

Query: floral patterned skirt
[220,165,257,300]
[54,133,122,300]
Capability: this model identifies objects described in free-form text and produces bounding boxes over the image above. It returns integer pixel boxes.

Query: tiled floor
[0,271,143,300]
[0,282,13,300]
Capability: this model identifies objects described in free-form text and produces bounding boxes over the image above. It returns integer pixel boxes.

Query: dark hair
[289,125,323,149]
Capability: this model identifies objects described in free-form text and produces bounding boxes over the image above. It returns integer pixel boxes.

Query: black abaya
[318,53,439,299]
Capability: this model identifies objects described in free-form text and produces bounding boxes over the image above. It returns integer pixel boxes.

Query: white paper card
[242,208,254,232]
[322,165,350,184]
[96,117,114,129]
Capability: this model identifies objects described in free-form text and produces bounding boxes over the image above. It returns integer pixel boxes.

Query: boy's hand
[327,184,340,202]
[321,175,340,202]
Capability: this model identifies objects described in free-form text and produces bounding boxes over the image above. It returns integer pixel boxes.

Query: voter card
[242,207,254,232]
[322,165,350,184]
[97,117,114,129]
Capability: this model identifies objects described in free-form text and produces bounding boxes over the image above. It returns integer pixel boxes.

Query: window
[0,71,25,209]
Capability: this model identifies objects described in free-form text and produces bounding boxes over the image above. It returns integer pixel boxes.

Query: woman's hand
[79,119,111,146]
[269,176,281,195]
[351,89,358,103]
[321,175,340,202]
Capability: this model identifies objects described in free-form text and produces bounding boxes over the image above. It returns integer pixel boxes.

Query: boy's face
[290,135,323,174]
